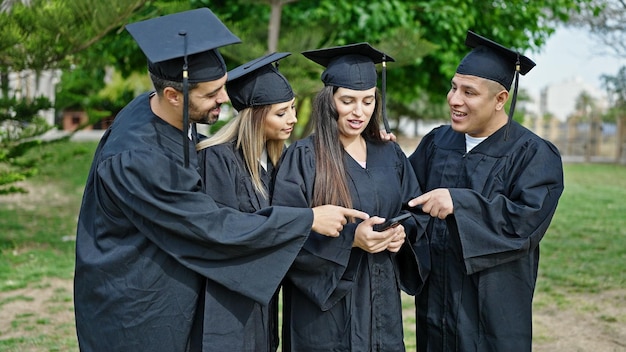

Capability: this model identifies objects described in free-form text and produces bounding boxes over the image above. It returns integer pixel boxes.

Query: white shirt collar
[465,133,487,152]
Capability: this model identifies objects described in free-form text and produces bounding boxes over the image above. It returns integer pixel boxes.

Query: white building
[535,76,608,122]
[8,69,60,126]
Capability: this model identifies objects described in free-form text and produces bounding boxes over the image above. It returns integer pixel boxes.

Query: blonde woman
[195,52,297,352]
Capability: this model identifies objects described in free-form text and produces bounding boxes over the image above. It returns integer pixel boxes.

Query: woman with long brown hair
[273,43,429,352]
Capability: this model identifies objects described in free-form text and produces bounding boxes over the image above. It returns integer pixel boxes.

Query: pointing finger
[408,194,427,208]
[343,208,370,221]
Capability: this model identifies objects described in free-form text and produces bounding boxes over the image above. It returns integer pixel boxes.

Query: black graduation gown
[74,92,311,352]
[197,141,282,352]
[407,122,564,352]
[272,136,428,352]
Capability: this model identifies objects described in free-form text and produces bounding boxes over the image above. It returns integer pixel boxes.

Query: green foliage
[4,0,597,118]
[0,0,161,196]
[0,95,52,123]
[78,0,194,77]
[0,132,53,195]
[55,63,153,131]
[54,67,107,111]
[0,0,150,72]
[200,0,593,127]
[0,93,55,194]
[2,0,599,146]
[46,1,192,125]
[26,0,592,140]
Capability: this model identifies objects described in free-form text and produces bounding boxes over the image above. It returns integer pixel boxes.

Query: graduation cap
[126,8,241,167]
[456,30,536,139]
[226,52,294,112]
[302,43,395,132]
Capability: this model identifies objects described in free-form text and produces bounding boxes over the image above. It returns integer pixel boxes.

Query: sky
[523,26,626,98]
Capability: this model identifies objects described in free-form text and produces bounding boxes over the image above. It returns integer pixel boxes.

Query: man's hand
[408,188,453,219]
[312,205,369,237]
[353,217,404,253]
[379,130,397,142]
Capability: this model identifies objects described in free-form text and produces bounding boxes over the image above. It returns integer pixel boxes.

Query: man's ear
[163,87,182,106]
[495,89,509,111]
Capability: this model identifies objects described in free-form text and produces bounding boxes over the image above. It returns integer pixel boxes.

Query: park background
[1,0,625,351]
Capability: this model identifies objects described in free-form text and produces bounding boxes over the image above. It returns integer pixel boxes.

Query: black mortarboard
[302,42,394,90]
[302,42,395,132]
[457,30,535,89]
[226,52,294,112]
[125,8,241,167]
[126,8,241,83]
[456,30,536,139]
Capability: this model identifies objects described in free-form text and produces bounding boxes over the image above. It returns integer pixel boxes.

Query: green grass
[0,140,96,292]
[1,139,625,350]
[537,163,626,295]
[0,140,96,350]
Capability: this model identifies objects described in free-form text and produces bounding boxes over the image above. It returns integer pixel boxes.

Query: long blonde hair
[197,105,283,198]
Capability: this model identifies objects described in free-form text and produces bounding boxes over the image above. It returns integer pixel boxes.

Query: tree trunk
[1,72,8,99]
[267,1,283,53]
[616,115,625,164]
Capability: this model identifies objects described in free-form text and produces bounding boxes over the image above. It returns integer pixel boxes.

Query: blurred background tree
[0,0,607,193]
[600,65,626,163]
[196,0,600,136]
[568,0,626,57]
[0,0,149,193]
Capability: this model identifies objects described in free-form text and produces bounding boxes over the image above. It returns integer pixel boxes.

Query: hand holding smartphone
[373,212,412,232]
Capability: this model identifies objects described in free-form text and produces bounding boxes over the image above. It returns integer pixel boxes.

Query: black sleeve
[450,139,564,274]
[95,148,312,304]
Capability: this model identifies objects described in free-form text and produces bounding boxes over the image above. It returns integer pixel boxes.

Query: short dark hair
[150,72,199,96]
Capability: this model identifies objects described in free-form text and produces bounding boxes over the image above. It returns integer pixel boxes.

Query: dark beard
[193,114,218,125]
[189,103,219,125]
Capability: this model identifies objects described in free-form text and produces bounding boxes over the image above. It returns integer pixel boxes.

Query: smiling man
[407,31,565,351]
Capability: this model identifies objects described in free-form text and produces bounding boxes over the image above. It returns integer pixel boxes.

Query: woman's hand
[353,217,404,253]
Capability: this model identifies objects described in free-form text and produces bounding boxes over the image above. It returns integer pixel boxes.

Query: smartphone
[373,212,412,232]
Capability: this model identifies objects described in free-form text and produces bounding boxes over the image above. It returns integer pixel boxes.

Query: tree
[568,0,626,57]
[0,0,149,73]
[601,66,626,162]
[0,0,150,194]
[202,0,596,134]
[265,0,299,52]
[572,90,601,161]
[201,0,439,137]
